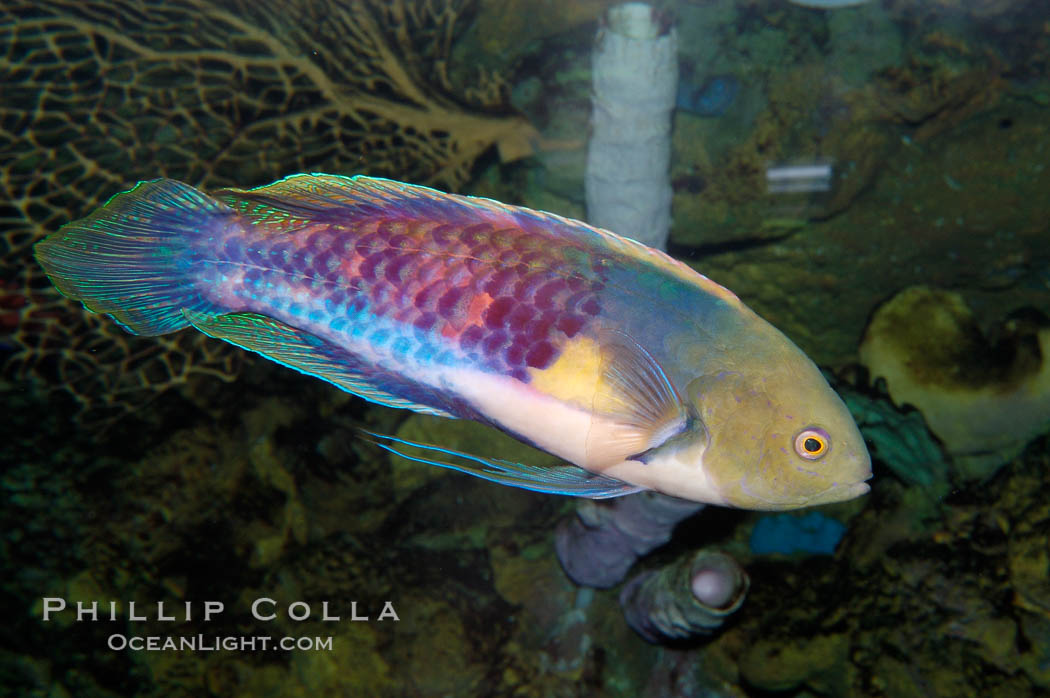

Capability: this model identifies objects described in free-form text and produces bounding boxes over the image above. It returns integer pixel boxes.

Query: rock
[859,285,1050,480]
[739,633,849,694]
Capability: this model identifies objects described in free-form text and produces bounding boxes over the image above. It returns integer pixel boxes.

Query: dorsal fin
[214,174,483,230]
[216,173,738,303]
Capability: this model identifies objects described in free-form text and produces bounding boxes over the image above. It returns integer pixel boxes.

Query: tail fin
[34,179,235,336]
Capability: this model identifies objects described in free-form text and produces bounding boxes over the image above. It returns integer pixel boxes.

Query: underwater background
[2,0,1050,695]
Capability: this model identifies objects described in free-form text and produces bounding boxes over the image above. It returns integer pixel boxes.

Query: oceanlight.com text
[107,634,334,652]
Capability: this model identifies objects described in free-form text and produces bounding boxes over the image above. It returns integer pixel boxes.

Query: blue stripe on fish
[361,430,645,498]
[183,309,472,419]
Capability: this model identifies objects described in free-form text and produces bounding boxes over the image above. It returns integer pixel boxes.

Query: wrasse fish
[35,174,871,509]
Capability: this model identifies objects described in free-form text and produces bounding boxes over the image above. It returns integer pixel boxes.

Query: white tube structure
[585,2,677,251]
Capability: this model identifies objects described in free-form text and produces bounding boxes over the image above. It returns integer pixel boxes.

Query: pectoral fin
[362,430,645,499]
[585,331,692,467]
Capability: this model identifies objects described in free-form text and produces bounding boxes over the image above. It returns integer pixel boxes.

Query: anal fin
[183,310,455,418]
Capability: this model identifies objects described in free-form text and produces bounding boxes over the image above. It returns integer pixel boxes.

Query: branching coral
[7,274,241,424]
[1,0,535,422]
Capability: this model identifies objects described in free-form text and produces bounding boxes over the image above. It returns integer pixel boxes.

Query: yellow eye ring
[794,428,829,460]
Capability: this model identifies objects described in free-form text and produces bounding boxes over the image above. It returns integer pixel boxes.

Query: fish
[34,174,871,509]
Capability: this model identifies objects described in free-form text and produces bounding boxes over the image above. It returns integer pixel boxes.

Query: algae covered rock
[860,285,1050,480]
[739,633,850,694]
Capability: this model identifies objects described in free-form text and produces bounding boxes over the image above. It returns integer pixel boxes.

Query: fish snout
[846,481,871,498]
[805,463,872,506]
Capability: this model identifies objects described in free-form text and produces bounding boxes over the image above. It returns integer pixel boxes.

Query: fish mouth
[845,481,870,498]
[819,449,874,503]
[742,478,870,510]
[789,474,873,505]
[801,478,871,506]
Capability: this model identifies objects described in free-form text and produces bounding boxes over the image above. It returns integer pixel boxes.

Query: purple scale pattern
[211,195,607,382]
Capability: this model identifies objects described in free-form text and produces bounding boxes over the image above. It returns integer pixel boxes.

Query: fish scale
[205,192,605,383]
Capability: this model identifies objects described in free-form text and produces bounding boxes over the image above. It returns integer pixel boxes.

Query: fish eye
[794,427,830,460]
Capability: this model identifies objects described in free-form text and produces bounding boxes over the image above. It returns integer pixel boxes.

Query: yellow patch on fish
[528,335,602,406]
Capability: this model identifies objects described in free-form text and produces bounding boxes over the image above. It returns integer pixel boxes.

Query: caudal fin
[34,179,235,336]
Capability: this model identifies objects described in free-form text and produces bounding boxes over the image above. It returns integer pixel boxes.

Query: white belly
[443,367,730,506]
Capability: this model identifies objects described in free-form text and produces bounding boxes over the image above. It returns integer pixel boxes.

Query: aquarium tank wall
[2,0,1050,696]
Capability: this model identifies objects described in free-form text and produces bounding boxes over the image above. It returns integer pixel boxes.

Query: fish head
[685,350,871,511]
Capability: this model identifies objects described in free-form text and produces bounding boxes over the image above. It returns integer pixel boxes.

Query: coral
[859,285,1050,480]
[1001,460,1050,678]
[6,277,241,424]
[919,0,1026,18]
[223,624,397,698]
[671,84,1050,370]
[555,493,704,588]
[492,517,663,693]
[826,1,903,88]
[838,382,950,490]
[470,0,614,61]
[1,0,535,422]
[490,537,607,690]
[393,597,489,695]
[706,441,1050,696]
[873,59,1006,143]
[620,549,749,644]
[749,512,847,556]
[668,9,1009,248]
[68,395,313,611]
[739,633,850,694]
